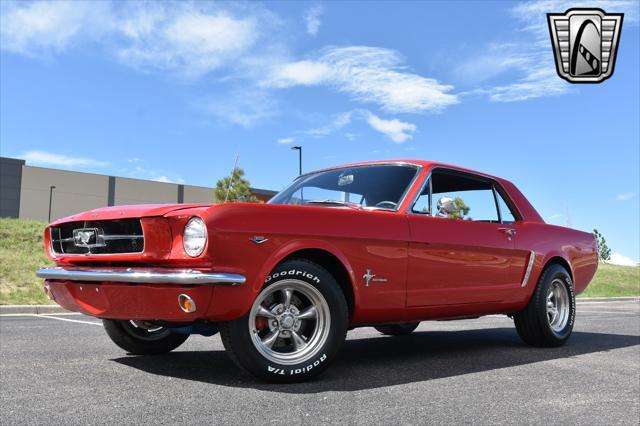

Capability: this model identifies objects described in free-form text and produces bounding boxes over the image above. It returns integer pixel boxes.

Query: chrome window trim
[270,162,424,213]
[405,166,524,222]
[492,184,523,223]
[297,161,424,180]
[492,185,503,223]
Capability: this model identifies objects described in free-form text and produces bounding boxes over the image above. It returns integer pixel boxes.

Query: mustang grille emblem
[547,8,623,83]
[73,228,100,247]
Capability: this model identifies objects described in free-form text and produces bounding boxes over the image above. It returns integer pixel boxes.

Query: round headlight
[183,217,207,257]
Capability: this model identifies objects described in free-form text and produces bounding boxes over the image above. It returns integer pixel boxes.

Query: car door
[406,169,522,307]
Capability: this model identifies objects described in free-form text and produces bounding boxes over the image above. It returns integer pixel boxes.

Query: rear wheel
[103,319,189,355]
[375,322,420,336]
[219,259,348,383]
[514,264,575,347]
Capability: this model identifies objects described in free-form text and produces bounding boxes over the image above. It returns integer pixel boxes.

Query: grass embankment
[579,262,639,298]
[0,218,53,305]
[0,218,638,304]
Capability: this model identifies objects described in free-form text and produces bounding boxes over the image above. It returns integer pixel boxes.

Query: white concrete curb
[0,305,71,315]
[577,297,639,303]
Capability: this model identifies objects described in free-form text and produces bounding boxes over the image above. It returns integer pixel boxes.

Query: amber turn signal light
[178,294,196,313]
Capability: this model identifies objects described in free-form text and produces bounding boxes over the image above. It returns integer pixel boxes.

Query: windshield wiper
[306,200,362,210]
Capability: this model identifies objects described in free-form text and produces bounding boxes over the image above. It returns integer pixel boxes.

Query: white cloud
[608,253,639,267]
[366,113,416,143]
[123,158,184,184]
[304,4,324,36]
[277,137,296,144]
[116,5,261,77]
[152,175,184,184]
[288,109,416,143]
[19,150,109,167]
[0,2,271,77]
[199,89,278,128]
[0,1,109,57]
[344,132,358,141]
[273,60,332,86]
[513,1,638,35]
[616,192,636,201]
[457,42,572,102]
[2,3,457,123]
[306,111,353,136]
[265,46,459,113]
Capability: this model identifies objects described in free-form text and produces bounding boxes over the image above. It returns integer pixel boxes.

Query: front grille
[50,219,144,255]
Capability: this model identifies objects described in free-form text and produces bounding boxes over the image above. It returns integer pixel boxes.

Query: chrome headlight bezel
[183,217,207,257]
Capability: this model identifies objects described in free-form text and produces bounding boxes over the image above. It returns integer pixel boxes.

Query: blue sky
[1,1,639,262]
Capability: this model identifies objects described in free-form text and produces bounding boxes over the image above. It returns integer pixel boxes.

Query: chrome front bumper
[36,267,246,286]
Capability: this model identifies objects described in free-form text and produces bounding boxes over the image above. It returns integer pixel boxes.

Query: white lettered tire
[219,259,348,383]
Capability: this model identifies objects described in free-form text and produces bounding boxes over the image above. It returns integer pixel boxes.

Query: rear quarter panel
[515,222,598,296]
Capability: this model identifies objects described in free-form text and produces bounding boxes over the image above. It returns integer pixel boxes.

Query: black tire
[103,319,189,355]
[219,259,348,383]
[375,322,420,336]
[514,263,576,347]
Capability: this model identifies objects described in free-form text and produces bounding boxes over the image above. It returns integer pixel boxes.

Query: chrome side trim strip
[36,267,246,286]
[521,251,536,287]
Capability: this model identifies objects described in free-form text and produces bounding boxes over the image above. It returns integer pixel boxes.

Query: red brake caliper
[255,317,268,330]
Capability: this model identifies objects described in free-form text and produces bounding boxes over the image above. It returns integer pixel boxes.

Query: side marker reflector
[178,294,196,313]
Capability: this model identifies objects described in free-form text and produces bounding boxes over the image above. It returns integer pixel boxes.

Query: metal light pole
[48,186,56,223]
[291,146,302,175]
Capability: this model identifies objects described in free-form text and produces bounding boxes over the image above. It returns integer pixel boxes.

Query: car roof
[307,159,507,184]
[302,159,543,223]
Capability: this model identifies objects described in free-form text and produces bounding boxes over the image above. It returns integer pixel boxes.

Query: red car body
[40,160,598,326]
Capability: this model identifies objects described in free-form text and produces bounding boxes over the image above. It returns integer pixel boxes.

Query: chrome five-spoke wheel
[514,263,575,347]
[220,259,348,382]
[546,278,570,333]
[249,279,331,365]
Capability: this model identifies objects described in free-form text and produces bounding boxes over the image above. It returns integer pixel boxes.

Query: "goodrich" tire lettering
[265,269,321,284]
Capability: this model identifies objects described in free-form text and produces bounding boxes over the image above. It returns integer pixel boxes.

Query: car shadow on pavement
[112,328,639,393]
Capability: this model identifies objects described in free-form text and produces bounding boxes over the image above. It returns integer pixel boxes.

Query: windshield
[269,164,419,210]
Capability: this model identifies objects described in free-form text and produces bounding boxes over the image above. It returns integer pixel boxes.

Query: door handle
[498,228,516,238]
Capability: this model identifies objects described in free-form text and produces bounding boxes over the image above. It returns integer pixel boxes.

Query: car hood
[50,204,213,224]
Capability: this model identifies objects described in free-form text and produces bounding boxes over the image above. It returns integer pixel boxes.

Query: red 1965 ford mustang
[37,160,598,382]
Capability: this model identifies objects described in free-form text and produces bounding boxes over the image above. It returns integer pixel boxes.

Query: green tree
[214,167,260,203]
[447,196,471,219]
[593,229,611,262]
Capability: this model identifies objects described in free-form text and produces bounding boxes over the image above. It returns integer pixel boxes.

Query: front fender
[255,238,359,304]
[204,237,358,321]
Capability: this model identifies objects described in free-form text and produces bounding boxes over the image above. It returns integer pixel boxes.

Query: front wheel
[513,264,575,347]
[219,259,348,383]
[103,319,189,355]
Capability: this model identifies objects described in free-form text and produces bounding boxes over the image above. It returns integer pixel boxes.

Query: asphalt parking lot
[1,300,638,425]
